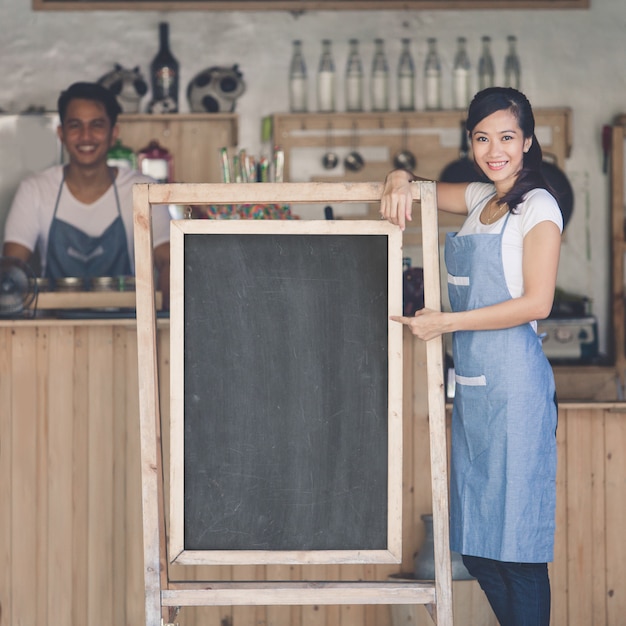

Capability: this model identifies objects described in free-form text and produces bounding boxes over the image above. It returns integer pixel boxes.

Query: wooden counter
[1,320,624,626]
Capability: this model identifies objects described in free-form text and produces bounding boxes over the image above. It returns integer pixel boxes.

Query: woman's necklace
[482,198,509,224]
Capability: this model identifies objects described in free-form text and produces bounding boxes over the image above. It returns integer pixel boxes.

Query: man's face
[58,98,118,168]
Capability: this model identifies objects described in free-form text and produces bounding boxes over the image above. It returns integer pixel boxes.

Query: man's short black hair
[58,82,122,126]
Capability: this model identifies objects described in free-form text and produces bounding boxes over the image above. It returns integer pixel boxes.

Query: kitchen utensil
[541,153,574,229]
[90,276,119,292]
[0,256,37,317]
[321,122,339,170]
[393,119,417,170]
[54,276,86,292]
[344,121,365,172]
[602,125,612,174]
[439,119,488,184]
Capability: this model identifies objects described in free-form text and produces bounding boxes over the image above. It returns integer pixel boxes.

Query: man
[2,81,170,307]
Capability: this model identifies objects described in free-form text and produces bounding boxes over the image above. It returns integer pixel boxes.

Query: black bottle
[148,22,179,113]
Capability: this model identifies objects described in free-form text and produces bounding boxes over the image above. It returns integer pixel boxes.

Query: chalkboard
[135,182,453,624]
[169,219,404,565]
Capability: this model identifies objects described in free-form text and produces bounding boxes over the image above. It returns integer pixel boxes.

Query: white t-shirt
[4,165,171,275]
[457,182,563,300]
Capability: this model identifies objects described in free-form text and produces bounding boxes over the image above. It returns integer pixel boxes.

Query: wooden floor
[1,322,625,625]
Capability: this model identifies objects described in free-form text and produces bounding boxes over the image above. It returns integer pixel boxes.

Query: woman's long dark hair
[466,87,552,211]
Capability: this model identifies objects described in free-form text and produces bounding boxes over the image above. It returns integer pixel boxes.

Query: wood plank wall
[0,323,624,626]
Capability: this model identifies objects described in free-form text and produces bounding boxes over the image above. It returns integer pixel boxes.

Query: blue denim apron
[445,210,557,563]
[45,171,132,281]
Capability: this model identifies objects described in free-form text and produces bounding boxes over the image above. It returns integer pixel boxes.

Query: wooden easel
[133,181,452,626]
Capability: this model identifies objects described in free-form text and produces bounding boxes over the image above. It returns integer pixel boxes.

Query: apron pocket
[454,374,491,462]
[448,274,470,286]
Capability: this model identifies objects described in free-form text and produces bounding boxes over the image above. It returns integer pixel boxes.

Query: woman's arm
[392,220,562,340]
[380,169,470,231]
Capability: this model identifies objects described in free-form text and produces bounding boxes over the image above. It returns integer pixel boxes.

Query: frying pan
[541,154,574,229]
[439,121,574,229]
[440,120,490,185]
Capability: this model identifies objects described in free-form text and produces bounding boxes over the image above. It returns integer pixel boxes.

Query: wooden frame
[33,0,589,10]
[133,181,452,626]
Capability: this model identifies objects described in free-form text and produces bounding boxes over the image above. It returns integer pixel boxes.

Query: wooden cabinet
[33,0,589,10]
[116,113,238,184]
[1,321,624,626]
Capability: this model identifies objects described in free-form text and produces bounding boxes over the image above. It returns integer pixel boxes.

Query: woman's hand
[390,308,448,341]
[381,170,470,228]
[380,169,415,231]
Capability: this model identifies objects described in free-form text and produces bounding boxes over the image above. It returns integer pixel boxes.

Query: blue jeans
[462,555,551,626]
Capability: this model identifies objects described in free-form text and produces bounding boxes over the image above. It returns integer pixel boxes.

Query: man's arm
[2,241,33,264]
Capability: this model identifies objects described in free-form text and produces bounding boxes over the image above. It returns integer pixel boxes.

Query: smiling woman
[469,108,533,206]
[381,86,562,626]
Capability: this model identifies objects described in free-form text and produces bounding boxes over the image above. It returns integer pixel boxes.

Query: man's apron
[45,172,131,281]
[445,211,557,563]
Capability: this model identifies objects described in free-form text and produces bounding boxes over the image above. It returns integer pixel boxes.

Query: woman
[381,87,561,626]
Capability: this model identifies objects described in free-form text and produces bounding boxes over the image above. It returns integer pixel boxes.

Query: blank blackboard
[169,219,403,565]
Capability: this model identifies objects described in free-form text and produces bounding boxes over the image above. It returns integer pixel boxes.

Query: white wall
[0,1,623,351]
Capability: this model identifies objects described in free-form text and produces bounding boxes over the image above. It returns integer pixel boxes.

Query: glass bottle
[289,40,308,112]
[504,35,521,90]
[345,38,364,112]
[452,36,471,111]
[478,35,495,91]
[317,39,336,113]
[371,38,389,112]
[424,37,442,111]
[148,22,179,113]
[397,38,416,112]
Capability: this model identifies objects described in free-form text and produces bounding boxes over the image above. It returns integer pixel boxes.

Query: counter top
[0,314,169,327]
[2,316,625,407]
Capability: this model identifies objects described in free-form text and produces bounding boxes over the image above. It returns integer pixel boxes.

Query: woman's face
[470,108,532,194]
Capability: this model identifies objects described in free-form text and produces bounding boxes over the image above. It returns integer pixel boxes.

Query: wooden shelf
[116,113,238,184]
[272,109,572,182]
[32,0,590,10]
[272,109,572,242]
[30,290,163,310]
[552,364,624,402]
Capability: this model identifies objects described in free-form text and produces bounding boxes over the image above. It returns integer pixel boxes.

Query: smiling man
[2,82,171,306]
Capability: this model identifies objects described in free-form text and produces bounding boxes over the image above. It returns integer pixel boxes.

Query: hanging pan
[439,120,489,185]
[541,153,574,230]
